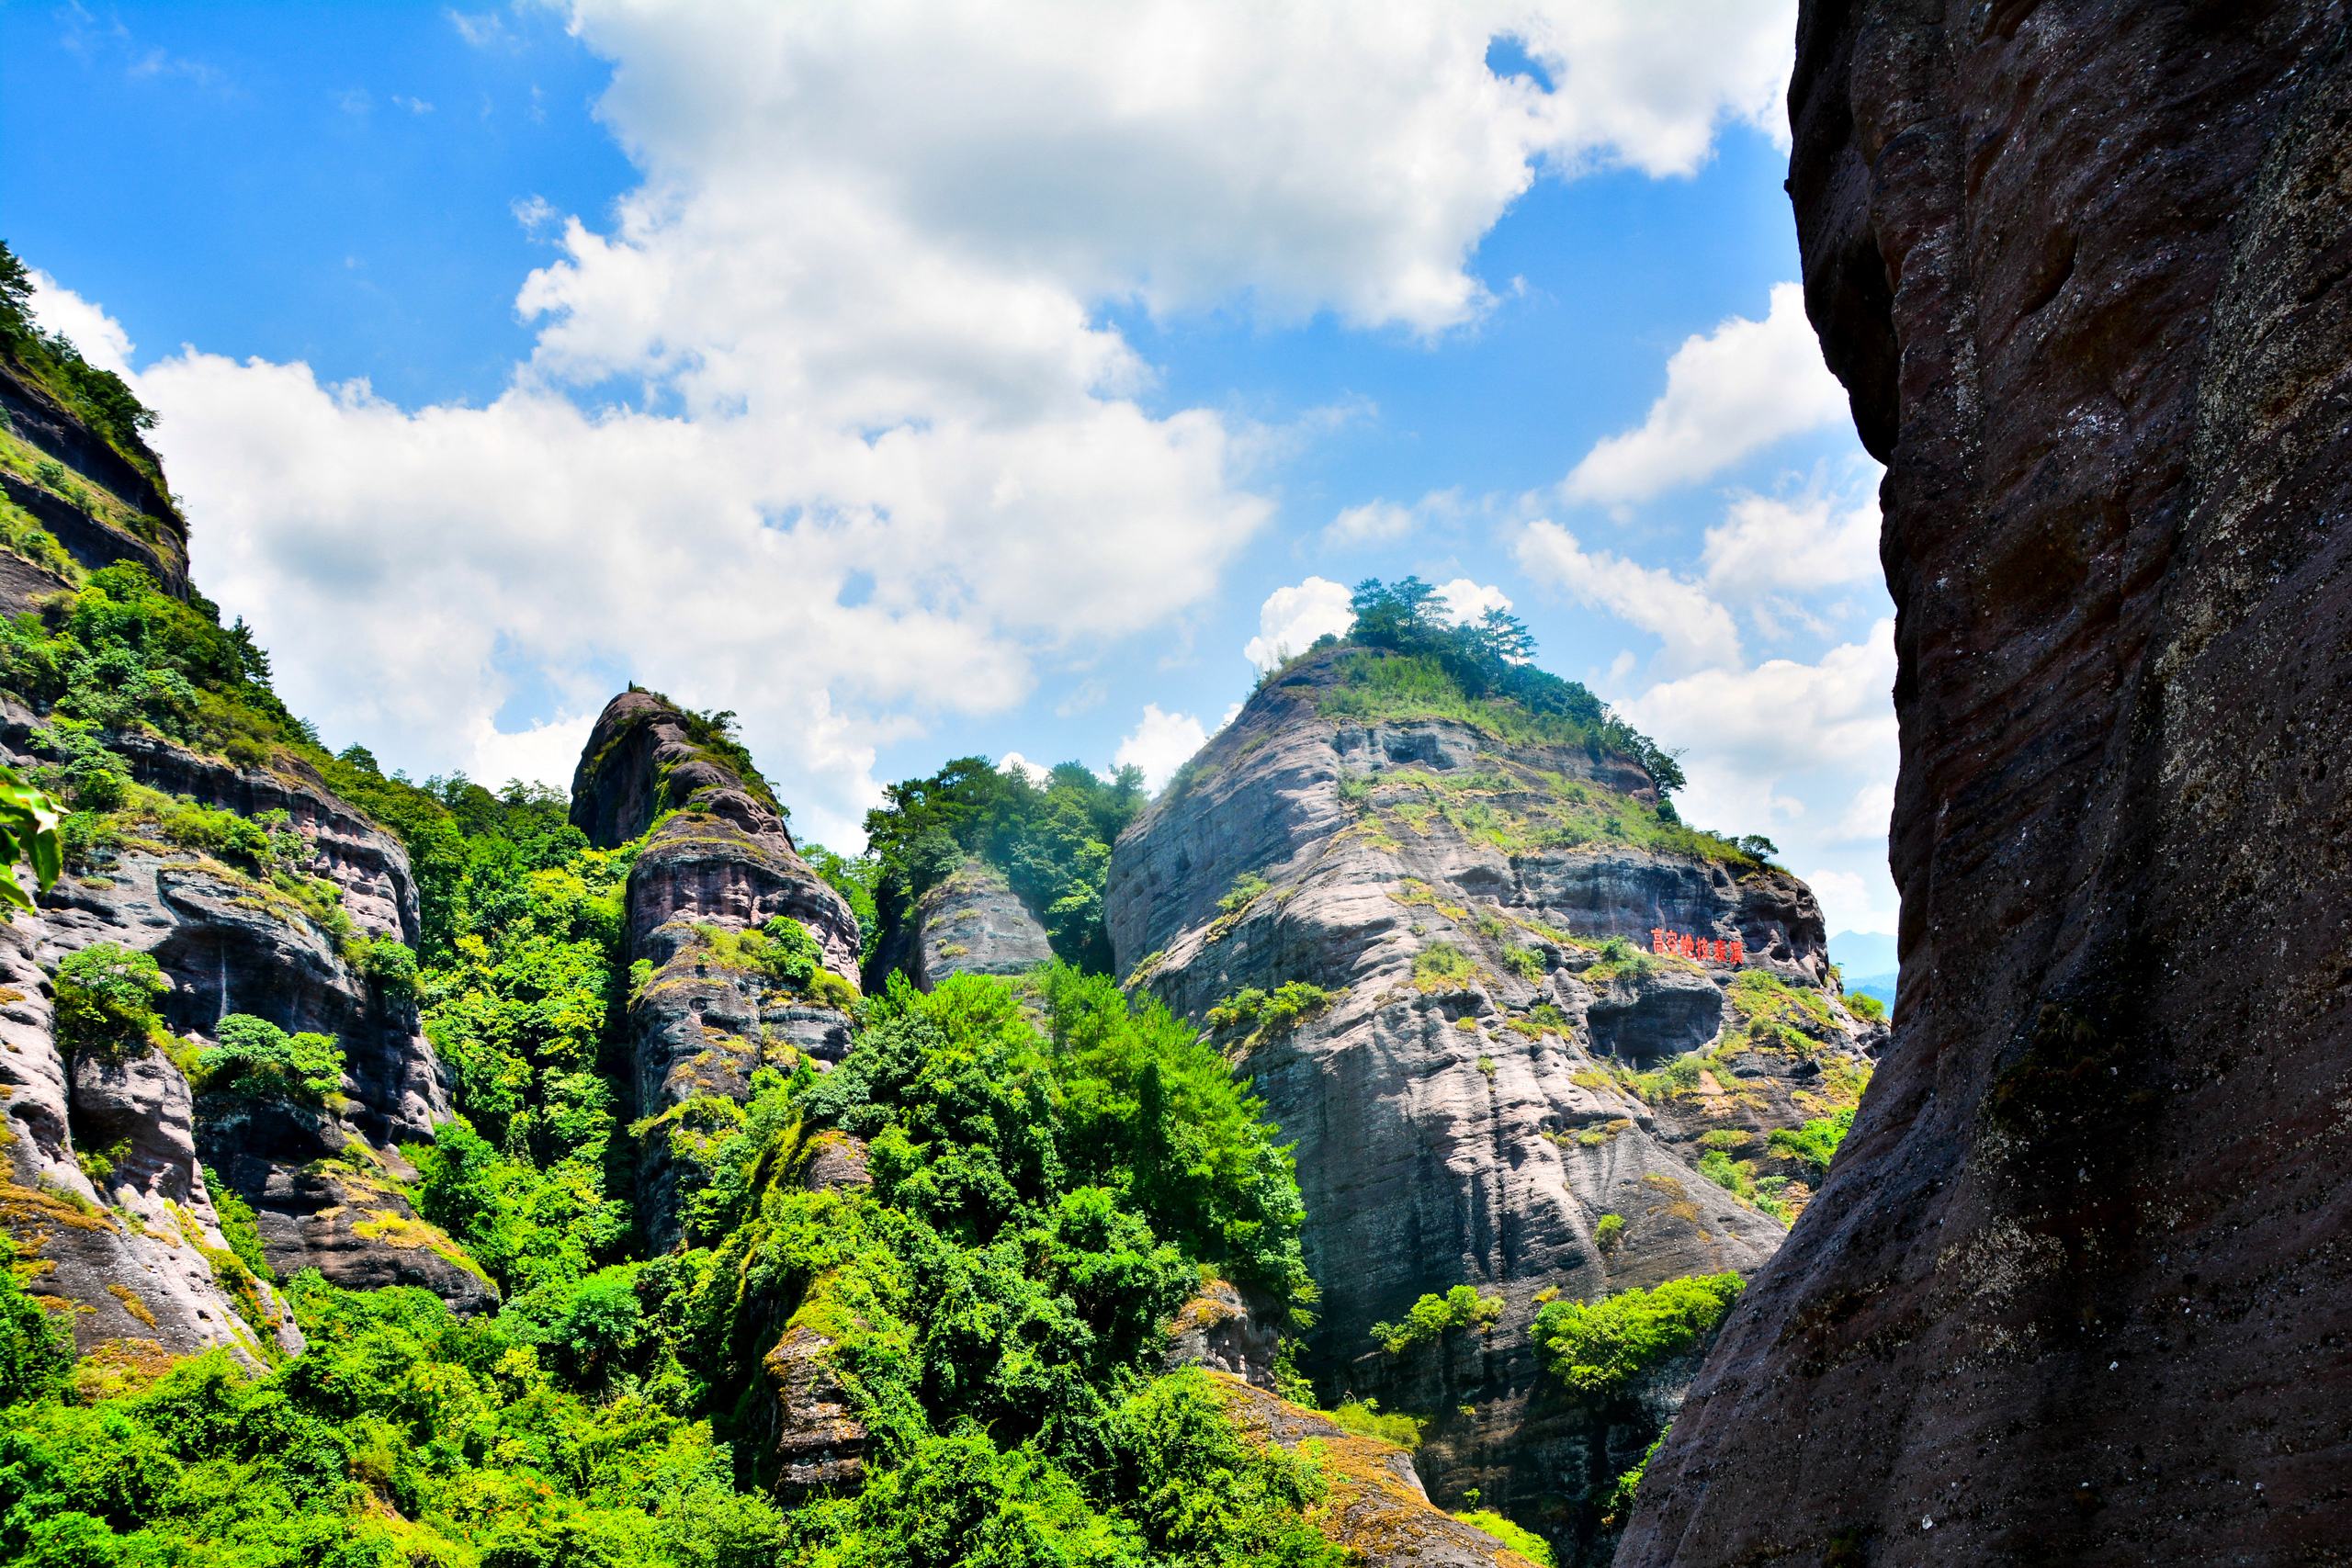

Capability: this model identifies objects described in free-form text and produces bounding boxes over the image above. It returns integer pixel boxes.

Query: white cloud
[1114,704,1208,792]
[1432,577,1511,626]
[1801,867,1896,938]
[1326,501,1417,547]
[1564,282,1849,504]
[1513,520,1740,671]
[27,274,135,376]
[1616,621,1894,779]
[1244,576,1355,670]
[1602,621,1898,945]
[1322,486,1466,547]
[1702,466,1883,597]
[559,0,1796,338]
[999,752,1051,787]
[73,2,1802,846]
[1827,779,1894,846]
[464,713,596,791]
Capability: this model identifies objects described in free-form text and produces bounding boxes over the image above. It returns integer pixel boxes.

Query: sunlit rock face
[571,690,862,1249]
[1109,646,1879,1556]
[1621,6,2352,1564]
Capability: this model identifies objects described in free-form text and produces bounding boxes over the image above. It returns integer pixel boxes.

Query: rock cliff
[868,857,1053,989]
[0,345,486,1362]
[1107,646,1879,1554]
[571,690,863,1247]
[0,356,189,609]
[1620,6,2352,1564]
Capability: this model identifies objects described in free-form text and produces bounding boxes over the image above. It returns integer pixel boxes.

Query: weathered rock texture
[0,708,478,1356]
[1107,648,1879,1555]
[1620,7,2352,1564]
[1210,1374,1545,1567]
[869,858,1054,990]
[0,357,190,609]
[1161,1277,1282,1390]
[571,691,863,1248]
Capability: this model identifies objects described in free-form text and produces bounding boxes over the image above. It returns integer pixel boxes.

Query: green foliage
[51,942,164,1058]
[1369,1283,1503,1355]
[1847,989,1887,1024]
[203,1168,274,1284]
[863,756,1145,974]
[1411,942,1476,994]
[1499,943,1546,981]
[411,834,632,1296]
[1203,981,1338,1050]
[1325,1395,1426,1449]
[1530,1273,1744,1397]
[1601,1427,1668,1528]
[0,1272,785,1567]
[0,240,165,485]
[1769,1105,1856,1178]
[1593,1213,1625,1250]
[0,564,314,764]
[0,763,62,916]
[0,1238,74,1408]
[800,841,879,962]
[196,1014,345,1104]
[1454,1507,1555,1566]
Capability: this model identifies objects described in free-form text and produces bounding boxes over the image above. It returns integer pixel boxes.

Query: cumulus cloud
[998,752,1051,787]
[1702,466,1883,597]
[1114,704,1209,792]
[27,274,135,376]
[66,1,1804,845]
[1614,622,1899,939]
[1244,577,1355,670]
[1616,621,1895,778]
[1432,577,1511,626]
[1564,282,1849,504]
[1512,521,1740,671]
[1322,486,1466,547]
[1325,501,1418,548]
[560,0,1797,337]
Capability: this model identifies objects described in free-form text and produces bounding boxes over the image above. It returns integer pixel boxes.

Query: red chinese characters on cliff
[1651,928,1744,965]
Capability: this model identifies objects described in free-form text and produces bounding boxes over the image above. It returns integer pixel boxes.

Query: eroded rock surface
[571,691,862,1247]
[1210,1374,1545,1567]
[1621,8,2352,1565]
[1107,648,1879,1553]
[871,858,1053,989]
[0,358,189,609]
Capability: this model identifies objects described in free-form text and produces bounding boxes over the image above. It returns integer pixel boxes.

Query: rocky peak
[571,688,864,1248]
[1108,641,1879,1558]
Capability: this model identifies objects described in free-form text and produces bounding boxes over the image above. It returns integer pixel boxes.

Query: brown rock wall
[1621,6,2352,1563]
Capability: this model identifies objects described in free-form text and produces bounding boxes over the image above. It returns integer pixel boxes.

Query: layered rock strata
[0,357,190,608]
[1621,6,2352,1564]
[1107,647,1879,1552]
[0,716,478,1356]
[571,690,863,1248]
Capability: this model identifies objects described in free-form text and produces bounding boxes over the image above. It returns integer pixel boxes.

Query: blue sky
[1,1,1897,933]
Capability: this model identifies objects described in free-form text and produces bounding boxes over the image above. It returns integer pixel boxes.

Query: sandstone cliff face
[0,704,481,1359]
[0,358,189,609]
[571,690,863,1248]
[869,858,1054,989]
[1107,648,1878,1553]
[1620,7,2352,1564]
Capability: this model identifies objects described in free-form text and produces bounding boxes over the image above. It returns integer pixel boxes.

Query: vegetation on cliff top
[0,241,170,499]
[858,752,1146,976]
[1531,1272,1744,1397]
